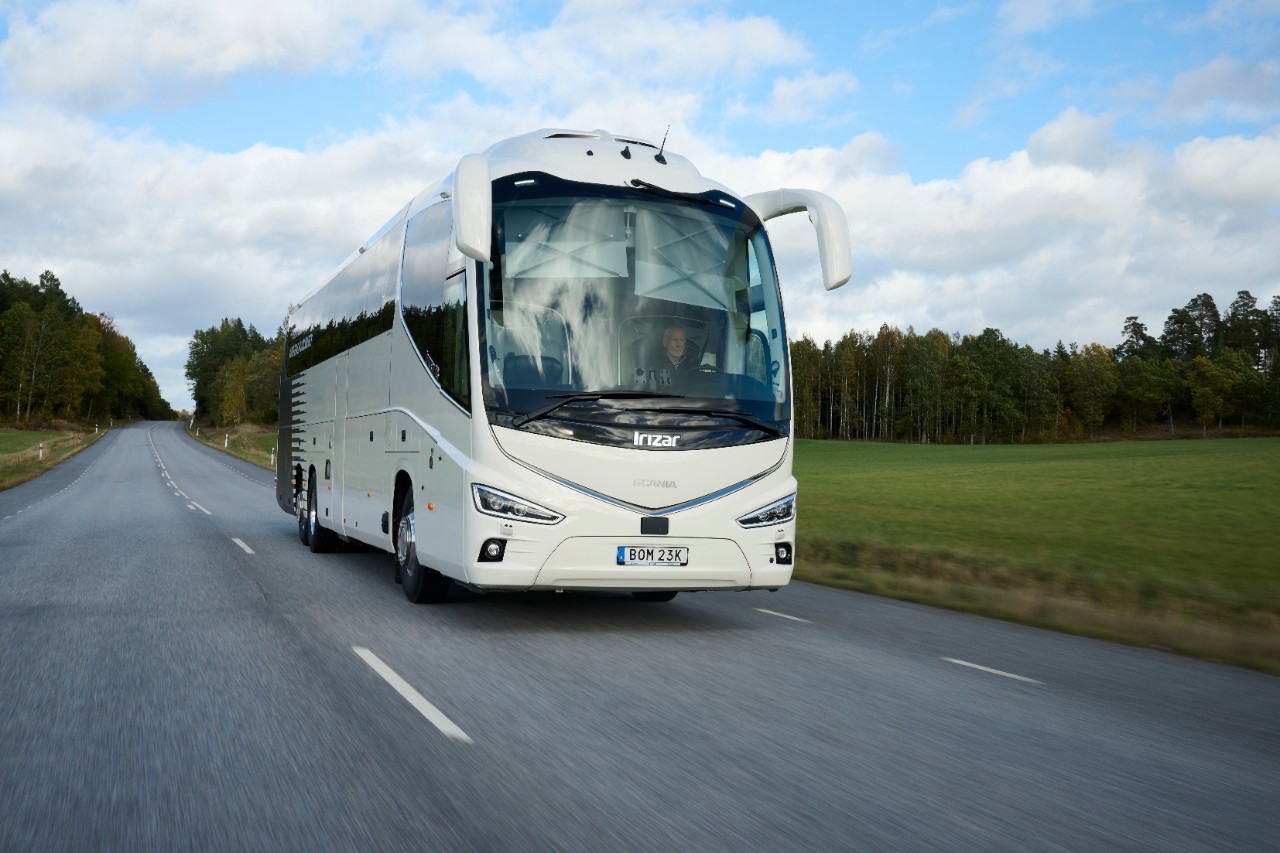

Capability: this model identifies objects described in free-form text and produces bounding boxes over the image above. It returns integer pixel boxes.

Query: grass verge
[795,439,1280,674]
[187,423,277,470]
[0,424,108,491]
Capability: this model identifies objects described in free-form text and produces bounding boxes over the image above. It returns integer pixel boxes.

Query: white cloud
[1027,107,1117,169]
[0,0,408,111]
[761,72,859,125]
[1185,0,1280,30]
[0,0,809,129]
[1172,127,1280,205]
[379,1,807,113]
[1160,56,1280,123]
[998,0,1096,35]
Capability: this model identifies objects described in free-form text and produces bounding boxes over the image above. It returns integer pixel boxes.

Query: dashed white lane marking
[232,538,254,554]
[756,608,812,623]
[189,501,212,515]
[353,647,473,744]
[943,658,1043,685]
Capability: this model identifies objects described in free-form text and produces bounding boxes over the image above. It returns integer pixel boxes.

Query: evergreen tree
[1222,290,1265,365]
[1117,315,1159,360]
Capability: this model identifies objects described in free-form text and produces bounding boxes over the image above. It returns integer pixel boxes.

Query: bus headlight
[737,494,795,528]
[472,484,563,524]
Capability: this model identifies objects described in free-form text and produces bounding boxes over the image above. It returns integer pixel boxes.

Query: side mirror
[453,154,492,261]
[743,188,851,291]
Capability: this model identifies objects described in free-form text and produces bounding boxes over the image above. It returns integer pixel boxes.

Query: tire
[396,490,451,604]
[308,477,336,554]
[296,480,309,546]
[632,591,678,602]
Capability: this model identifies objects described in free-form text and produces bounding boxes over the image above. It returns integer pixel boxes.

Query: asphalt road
[1,421,1277,851]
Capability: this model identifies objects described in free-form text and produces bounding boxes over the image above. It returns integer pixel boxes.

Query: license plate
[617,546,689,566]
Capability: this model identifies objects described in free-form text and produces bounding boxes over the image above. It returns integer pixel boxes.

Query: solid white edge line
[353,647,473,744]
[189,501,212,515]
[943,657,1043,684]
[755,608,812,623]
[232,538,254,554]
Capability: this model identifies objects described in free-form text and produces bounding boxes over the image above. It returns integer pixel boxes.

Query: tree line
[185,318,281,426]
[1,270,172,424]
[791,290,1280,442]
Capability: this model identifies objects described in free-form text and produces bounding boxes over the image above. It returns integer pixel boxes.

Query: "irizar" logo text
[633,432,679,447]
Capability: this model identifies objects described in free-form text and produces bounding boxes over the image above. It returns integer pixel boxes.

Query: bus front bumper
[460,535,793,592]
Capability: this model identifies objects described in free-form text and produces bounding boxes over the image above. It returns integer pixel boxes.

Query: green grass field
[794,438,1280,671]
[0,430,62,454]
[0,426,105,491]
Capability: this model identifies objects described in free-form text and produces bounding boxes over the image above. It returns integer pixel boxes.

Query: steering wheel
[688,363,721,374]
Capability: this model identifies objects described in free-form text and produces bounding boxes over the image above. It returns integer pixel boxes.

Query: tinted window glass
[285,223,401,375]
[402,201,470,407]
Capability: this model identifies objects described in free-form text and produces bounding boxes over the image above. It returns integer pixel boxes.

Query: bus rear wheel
[308,478,336,553]
[296,480,309,546]
[397,491,451,604]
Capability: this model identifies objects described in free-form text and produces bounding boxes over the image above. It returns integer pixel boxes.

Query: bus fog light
[774,543,793,565]
[479,538,506,562]
[737,494,795,528]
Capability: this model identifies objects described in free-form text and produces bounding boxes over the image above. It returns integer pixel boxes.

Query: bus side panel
[338,334,393,549]
[389,319,470,581]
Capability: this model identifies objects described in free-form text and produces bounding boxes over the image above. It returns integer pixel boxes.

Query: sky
[1,0,1278,414]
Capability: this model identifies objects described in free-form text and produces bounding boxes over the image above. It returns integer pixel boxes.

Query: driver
[637,324,696,390]
[662,325,693,372]
[650,324,701,389]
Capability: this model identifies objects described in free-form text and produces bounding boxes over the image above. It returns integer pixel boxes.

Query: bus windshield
[478,173,791,447]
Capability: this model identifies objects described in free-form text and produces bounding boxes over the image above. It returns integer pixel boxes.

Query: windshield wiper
[631,406,786,438]
[629,178,719,206]
[511,392,685,429]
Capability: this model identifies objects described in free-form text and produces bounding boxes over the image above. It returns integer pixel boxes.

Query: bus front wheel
[397,492,451,604]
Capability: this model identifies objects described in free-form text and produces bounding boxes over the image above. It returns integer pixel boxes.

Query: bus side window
[403,201,471,408]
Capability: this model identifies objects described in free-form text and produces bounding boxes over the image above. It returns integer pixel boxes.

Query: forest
[0,270,172,424]
[184,317,282,427]
[188,289,1280,442]
[792,290,1280,442]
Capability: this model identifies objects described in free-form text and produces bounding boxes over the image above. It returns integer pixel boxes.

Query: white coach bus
[277,128,850,603]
